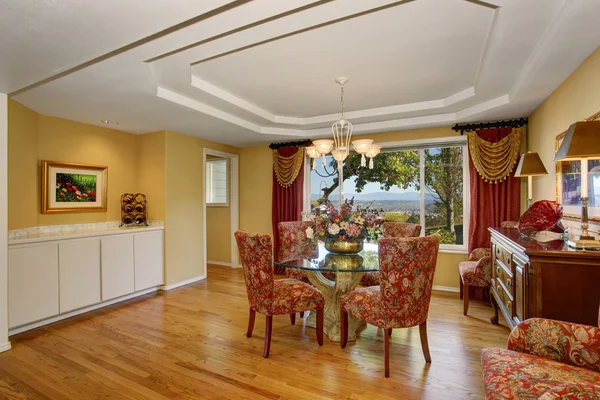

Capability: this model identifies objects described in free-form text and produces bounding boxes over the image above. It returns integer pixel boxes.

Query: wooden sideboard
[489,227,600,329]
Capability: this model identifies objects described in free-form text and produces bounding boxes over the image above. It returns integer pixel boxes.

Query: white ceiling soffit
[9,0,600,147]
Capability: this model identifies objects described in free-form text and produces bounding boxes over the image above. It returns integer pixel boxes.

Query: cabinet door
[101,235,135,301]
[59,238,101,313]
[9,244,59,328]
[134,231,164,291]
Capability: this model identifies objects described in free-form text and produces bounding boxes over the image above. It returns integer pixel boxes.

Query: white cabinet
[101,235,135,301]
[59,238,101,313]
[8,244,59,328]
[134,231,164,291]
[8,227,164,333]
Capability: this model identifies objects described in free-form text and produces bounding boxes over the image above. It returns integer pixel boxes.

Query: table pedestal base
[304,270,365,342]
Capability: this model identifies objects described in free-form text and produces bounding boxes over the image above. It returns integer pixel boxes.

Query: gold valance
[467,128,522,183]
[273,148,304,187]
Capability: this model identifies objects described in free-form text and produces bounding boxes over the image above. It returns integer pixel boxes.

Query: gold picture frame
[555,111,600,222]
[41,160,108,214]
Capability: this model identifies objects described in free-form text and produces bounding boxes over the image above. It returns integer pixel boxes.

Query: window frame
[304,136,469,254]
[206,158,229,207]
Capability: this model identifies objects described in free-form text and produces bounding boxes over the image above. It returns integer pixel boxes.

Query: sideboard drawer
[494,244,512,271]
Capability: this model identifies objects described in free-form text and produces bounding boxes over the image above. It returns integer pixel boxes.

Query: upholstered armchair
[340,235,441,377]
[481,314,600,399]
[277,221,318,284]
[458,248,492,316]
[359,222,422,287]
[235,230,324,358]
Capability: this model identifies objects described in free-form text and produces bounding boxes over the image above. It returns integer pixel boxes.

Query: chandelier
[306,77,381,172]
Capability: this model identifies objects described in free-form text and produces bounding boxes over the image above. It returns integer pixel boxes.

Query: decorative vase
[322,253,364,270]
[324,238,364,254]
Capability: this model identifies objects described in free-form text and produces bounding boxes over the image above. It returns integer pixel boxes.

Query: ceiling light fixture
[306,77,380,171]
[101,120,119,125]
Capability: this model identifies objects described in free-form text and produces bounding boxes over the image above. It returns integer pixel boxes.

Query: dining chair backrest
[277,221,318,262]
[234,230,275,315]
[383,222,422,238]
[377,235,441,328]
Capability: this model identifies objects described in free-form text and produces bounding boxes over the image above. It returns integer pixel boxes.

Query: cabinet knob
[506,278,512,288]
[506,300,512,310]
[497,285,502,293]
[506,256,511,265]
[496,266,500,275]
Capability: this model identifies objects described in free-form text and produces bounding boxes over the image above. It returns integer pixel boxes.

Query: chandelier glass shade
[306,77,379,170]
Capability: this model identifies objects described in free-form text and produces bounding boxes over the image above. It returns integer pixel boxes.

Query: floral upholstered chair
[235,230,324,358]
[458,248,492,316]
[277,221,318,284]
[481,311,600,399]
[340,235,440,377]
[359,222,422,287]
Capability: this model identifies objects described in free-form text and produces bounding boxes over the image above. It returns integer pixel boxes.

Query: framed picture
[41,160,108,214]
[555,111,600,222]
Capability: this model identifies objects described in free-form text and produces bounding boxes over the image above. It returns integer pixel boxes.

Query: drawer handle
[496,247,500,255]
[506,300,512,310]
[496,266,500,275]
[506,278,512,288]
[497,285,502,293]
[506,256,511,265]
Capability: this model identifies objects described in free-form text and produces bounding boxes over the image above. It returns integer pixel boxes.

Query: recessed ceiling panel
[191,0,493,118]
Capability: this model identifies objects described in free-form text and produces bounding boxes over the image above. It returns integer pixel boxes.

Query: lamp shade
[514,152,548,177]
[554,121,600,161]
[312,139,334,155]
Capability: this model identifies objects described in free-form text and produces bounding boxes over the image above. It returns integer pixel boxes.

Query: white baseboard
[160,275,206,291]
[207,260,232,267]
[9,287,160,336]
[0,342,11,352]
[432,285,460,293]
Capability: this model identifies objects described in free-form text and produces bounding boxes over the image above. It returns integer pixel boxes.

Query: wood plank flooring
[0,265,511,399]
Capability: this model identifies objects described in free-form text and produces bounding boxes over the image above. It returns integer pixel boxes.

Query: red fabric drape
[272,147,304,274]
[468,128,521,300]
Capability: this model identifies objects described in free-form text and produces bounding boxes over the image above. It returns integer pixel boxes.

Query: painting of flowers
[42,161,107,213]
[56,173,97,202]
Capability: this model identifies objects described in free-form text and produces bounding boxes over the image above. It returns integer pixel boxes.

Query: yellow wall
[528,46,600,204]
[238,126,467,288]
[163,131,239,285]
[137,131,166,222]
[8,99,138,229]
[7,99,38,230]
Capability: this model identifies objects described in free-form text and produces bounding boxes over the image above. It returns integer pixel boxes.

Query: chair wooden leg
[463,283,470,316]
[384,328,391,377]
[340,309,348,348]
[300,311,304,318]
[419,321,432,363]
[388,328,392,337]
[263,316,273,358]
[316,308,324,346]
[459,277,464,299]
[246,309,255,337]
[290,313,296,325]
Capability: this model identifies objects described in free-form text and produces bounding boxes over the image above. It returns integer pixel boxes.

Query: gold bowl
[324,238,364,254]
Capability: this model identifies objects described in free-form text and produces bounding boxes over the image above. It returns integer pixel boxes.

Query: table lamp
[514,151,548,208]
[554,121,600,249]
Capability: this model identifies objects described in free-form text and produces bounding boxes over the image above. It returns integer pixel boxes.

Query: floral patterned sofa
[481,314,600,399]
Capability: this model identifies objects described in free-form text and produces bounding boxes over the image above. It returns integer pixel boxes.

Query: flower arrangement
[304,199,383,243]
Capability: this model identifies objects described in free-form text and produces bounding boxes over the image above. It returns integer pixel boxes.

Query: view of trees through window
[310,145,466,245]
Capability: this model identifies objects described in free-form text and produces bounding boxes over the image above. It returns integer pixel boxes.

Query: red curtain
[272,147,305,274]
[468,128,521,299]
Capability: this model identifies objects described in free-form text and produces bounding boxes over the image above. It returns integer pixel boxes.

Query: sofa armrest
[539,383,600,399]
[468,248,490,262]
[508,318,600,373]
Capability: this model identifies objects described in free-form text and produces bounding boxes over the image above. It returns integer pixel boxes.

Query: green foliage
[56,173,97,203]
[381,212,410,223]
[425,227,456,244]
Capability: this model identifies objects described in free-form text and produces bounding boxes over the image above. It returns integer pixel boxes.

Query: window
[307,138,469,251]
[206,158,228,206]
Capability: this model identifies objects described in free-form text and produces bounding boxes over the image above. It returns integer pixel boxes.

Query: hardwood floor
[0,265,510,399]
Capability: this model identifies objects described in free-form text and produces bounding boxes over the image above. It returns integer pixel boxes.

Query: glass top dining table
[274,242,379,342]
[274,242,380,273]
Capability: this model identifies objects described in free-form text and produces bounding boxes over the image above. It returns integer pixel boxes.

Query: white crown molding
[190,75,476,125]
[158,85,513,137]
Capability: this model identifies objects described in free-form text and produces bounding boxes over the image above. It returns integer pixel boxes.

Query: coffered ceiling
[3,0,600,146]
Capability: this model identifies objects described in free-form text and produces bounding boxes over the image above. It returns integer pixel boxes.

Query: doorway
[203,149,239,271]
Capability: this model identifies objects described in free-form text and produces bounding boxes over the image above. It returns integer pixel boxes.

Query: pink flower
[346,224,361,237]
